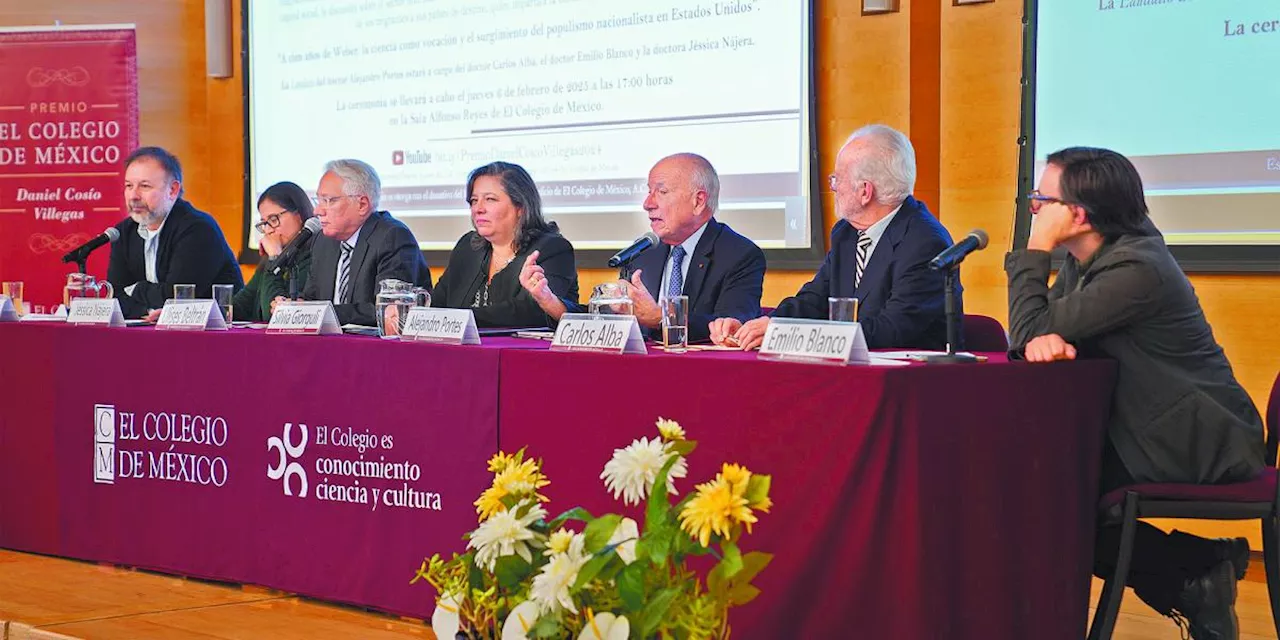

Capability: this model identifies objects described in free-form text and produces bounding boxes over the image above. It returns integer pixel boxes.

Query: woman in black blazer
[431,161,580,327]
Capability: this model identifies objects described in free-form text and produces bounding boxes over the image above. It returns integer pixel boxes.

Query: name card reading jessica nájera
[266,301,342,335]
[758,318,869,365]
[551,313,647,355]
[156,299,227,331]
[400,307,480,345]
[68,298,126,326]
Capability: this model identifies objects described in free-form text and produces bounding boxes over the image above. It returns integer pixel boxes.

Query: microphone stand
[922,267,978,364]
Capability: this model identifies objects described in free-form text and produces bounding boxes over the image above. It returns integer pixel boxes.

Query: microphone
[928,229,989,271]
[270,217,323,276]
[607,231,659,268]
[61,227,121,263]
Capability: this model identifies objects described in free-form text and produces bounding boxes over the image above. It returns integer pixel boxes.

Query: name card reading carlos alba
[551,313,646,354]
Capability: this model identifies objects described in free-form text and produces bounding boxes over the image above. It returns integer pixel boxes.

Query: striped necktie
[855,233,872,287]
[666,245,687,299]
[336,241,353,304]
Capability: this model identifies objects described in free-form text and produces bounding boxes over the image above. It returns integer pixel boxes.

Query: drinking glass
[212,284,234,322]
[588,282,634,316]
[660,295,689,353]
[174,284,196,300]
[2,281,23,316]
[829,297,858,323]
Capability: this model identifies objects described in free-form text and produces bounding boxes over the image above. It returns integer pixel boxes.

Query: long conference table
[0,322,1115,639]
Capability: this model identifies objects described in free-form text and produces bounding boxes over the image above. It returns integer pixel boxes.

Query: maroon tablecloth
[0,323,516,617]
[497,348,1116,640]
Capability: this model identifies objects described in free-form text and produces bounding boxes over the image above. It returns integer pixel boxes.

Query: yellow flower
[678,474,758,547]
[488,451,517,473]
[547,528,575,555]
[720,463,751,495]
[656,418,686,442]
[475,484,509,522]
[475,454,551,522]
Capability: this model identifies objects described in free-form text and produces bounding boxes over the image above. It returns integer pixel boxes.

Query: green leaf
[500,493,521,511]
[727,582,762,606]
[667,440,697,457]
[744,473,771,507]
[530,614,562,638]
[494,555,532,589]
[646,527,672,567]
[719,541,744,580]
[573,552,613,590]
[645,454,684,533]
[583,514,622,554]
[639,587,680,637]
[616,561,646,611]
[467,557,485,592]
[735,551,774,586]
[547,506,594,531]
[707,559,728,597]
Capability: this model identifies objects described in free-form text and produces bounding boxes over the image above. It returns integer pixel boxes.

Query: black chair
[961,314,1009,352]
[1087,370,1280,639]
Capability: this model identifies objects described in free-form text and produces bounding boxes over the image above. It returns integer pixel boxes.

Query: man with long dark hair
[1007,147,1264,639]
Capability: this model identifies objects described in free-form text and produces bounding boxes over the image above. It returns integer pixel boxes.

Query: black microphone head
[970,229,989,250]
[104,227,121,243]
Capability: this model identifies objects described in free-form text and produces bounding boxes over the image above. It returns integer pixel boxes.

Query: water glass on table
[212,284,234,322]
[661,295,689,353]
[174,284,196,300]
[829,297,859,323]
[2,281,23,316]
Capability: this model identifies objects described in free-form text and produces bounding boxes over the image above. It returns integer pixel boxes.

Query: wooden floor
[0,549,1275,639]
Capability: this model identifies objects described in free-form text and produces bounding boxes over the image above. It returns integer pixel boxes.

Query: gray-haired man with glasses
[290,159,432,325]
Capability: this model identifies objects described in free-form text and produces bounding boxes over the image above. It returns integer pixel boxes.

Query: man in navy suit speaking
[710,124,961,350]
[613,153,765,344]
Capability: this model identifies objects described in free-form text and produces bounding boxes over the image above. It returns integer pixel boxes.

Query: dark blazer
[231,239,313,323]
[772,196,959,350]
[301,210,432,326]
[432,230,579,328]
[1007,220,1264,484]
[620,218,764,344]
[106,198,244,319]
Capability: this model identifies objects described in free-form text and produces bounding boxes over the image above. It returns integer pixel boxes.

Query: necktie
[855,233,872,287]
[666,245,687,299]
[336,241,353,303]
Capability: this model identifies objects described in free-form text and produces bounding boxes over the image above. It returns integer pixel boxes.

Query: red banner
[0,26,138,310]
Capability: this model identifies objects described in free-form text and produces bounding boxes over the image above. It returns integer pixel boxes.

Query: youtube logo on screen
[391,150,404,166]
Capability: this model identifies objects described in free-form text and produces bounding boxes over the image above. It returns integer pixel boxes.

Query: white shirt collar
[675,220,709,257]
[861,203,903,245]
[342,227,361,249]
[136,215,167,242]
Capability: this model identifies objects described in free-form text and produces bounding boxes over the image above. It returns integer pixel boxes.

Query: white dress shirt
[124,217,168,297]
[858,203,904,261]
[659,221,709,298]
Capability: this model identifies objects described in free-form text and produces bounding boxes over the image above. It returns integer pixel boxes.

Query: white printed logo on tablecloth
[90,403,230,488]
[264,420,443,513]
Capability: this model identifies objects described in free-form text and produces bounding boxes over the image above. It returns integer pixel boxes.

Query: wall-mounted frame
[862,0,900,15]
[954,0,995,5]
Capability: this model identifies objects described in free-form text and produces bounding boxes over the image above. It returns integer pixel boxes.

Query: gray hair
[660,152,720,214]
[844,124,916,205]
[324,158,382,211]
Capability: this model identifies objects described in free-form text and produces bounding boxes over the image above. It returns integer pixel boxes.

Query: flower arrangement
[413,418,773,640]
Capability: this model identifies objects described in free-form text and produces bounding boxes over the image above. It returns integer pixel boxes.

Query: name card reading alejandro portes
[68,298,126,327]
[156,299,227,331]
[551,313,647,355]
[400,307,481,345]
[267,301,342,335]
[758,318,870,365]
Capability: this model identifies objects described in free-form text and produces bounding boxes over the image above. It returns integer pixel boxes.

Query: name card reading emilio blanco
[155,299,227,331]
[758,318,870,365]
[400,307,480,345]
[551,313,647,355]
[266,301,342,335]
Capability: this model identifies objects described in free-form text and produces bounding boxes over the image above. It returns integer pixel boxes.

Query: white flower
[578,612,630,640]
[431,591,461,640]
[600,437,688,506]
[530,532,588,614]
[501,600,541,640]
[467,500,547,571]
[607,517,639,565]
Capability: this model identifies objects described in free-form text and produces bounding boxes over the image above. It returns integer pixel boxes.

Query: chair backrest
[761,306,776,316]
[1267,369,1280,467]
[962,314,1009,352]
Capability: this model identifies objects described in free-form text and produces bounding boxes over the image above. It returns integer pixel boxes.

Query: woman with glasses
[430,161,580,328]
[231,181,316,321]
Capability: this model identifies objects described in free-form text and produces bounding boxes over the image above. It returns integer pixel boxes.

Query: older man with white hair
[710,124,961,350]
[295,158,432,326]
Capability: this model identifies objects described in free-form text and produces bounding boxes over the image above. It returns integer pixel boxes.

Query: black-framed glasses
[1027,191,1070,211]
[254,210,291,233]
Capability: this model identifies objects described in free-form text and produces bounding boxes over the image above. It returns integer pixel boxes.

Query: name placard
[67,298,126,327]
[758,318,870,365]
[267,301,342,335]
[401,307,480,345]
[0,296,17,322]
[156,299,227,331]
[551,313,647,355]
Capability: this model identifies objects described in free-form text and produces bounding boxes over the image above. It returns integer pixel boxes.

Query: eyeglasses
[311,194,358,209]
[253,210,291,233]
[1027,191,1071,212]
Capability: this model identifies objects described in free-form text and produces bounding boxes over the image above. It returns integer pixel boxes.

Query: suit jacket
[432,231,579,328]
[106,198,244,319]
[301,210,433,326]
[771,196,960,350]
[621,218,765,343]
[1007,220,1264,484]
